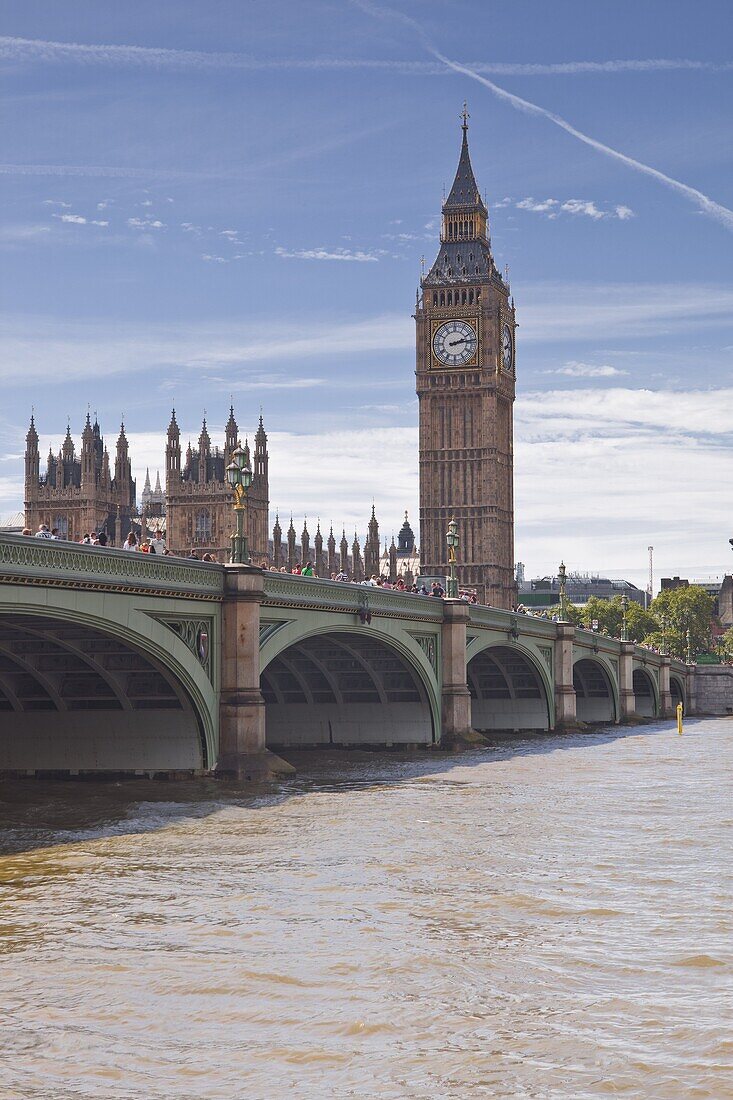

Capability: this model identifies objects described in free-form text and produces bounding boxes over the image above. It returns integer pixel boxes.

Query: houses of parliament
[23,113,516,607]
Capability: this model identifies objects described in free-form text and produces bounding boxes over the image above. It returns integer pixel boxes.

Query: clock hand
[447,337,467,348]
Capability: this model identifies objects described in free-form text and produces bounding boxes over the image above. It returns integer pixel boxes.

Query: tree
[721,626,733,658]
[648,585,714,660]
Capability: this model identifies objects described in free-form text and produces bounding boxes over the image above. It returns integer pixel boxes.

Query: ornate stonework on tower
[24,415,135,542]
[165,407,269,560]
[415,110,516,608]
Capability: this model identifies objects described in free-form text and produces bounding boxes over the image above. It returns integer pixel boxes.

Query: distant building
[165,407,269,561]
[0,512,24,534]
[24,414,135,543]
[519,572,646,612]
[661,575,733,628]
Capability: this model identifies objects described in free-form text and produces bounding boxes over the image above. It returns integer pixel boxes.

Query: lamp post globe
[446,519,459,599]
[228,443,252,565]
[620,593,629,642]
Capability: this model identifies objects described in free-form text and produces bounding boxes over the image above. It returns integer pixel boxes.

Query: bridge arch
[260,625,439,749]
[670,673,686,712]
[0,606,216,774]
[632,666,659,717]
[573,656,618,724]
[466,642,553,732]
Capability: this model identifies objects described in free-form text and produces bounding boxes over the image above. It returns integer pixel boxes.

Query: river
[0,718,731,1099]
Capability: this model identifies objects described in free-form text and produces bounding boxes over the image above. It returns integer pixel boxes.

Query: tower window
[195,509,212,541]
[469,253,474,262]
[433,293,438,306]
[440,291,445,306]
[447,291,453,306]
[468,290,474,304]
[462,267,467,276]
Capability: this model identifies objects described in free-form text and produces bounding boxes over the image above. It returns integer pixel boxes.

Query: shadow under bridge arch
[633,667,658,717]
[573,657,617,724]
[467,645,552,732]
[260,630,436,749]
[0,613,209,774]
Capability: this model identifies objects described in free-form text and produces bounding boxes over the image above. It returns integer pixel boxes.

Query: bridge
[0,533,691,778]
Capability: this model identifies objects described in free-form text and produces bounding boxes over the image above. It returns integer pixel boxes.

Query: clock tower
[415,109,516,608]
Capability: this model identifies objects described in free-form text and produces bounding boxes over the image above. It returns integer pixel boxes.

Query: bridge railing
[262,573,444,622]
[0,532,224,598]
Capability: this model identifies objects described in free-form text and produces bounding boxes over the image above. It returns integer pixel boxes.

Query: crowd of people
[261,559,479,601]
[25,526,480,599]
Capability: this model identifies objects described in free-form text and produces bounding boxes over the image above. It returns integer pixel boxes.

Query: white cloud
[42,199,71,208]
[514,385,733,583]
[549,361,628,378]
[560,199,606,220]
[220,229,239,239]
[57,213,87,224]
[127,217,165,229]
[514,198,634,221]
[517,197,558,214]
[275,246,379,262]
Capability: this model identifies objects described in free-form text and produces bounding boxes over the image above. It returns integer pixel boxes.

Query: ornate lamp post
[685,627,693,665]
[558,560,568,620]
[226,443,253,565]
[446,518,459,599]
[660,613,668,654]
[620,593,629,642]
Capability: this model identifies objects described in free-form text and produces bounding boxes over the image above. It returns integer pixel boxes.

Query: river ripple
[0,718,731,1099]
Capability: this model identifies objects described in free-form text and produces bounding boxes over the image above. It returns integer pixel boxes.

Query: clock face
[433,320,477,366]
[502,323,513,370]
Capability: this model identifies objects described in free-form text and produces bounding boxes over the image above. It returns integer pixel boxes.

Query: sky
[1,0,732,588]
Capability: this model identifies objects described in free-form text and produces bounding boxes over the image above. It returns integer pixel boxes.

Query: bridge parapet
[262,574,443,622]
[0,532,223,600]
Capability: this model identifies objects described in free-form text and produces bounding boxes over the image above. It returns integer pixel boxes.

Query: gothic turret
[287,516,296,571]
[254,413,268,483]
[340,528,349,575]
[198,417,211,484]
[225,405,238,459]
[81,413,95,487]
[352,532,363,583]
[166,409,181,487]
[327,525,336,576]
[272,512,282,568]
[314,521,323,577]
[301,518,310,565]
[24,414,39,499]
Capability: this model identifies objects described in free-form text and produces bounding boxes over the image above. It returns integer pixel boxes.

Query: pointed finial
[461,101,469,131]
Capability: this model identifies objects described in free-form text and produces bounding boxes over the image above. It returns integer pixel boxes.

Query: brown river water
[0,718,731,1099]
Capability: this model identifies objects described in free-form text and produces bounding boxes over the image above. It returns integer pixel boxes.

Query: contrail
[0,34,729,77]
[353,0,733,233]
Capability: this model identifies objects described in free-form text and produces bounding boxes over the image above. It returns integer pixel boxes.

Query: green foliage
[720,627,733,657]
[649,585,714,659]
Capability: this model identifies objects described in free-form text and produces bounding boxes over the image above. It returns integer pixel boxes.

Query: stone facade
[416,113,515,609]
[691,665,733,715]
[24,415,135,543]
[165,407,269,560]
